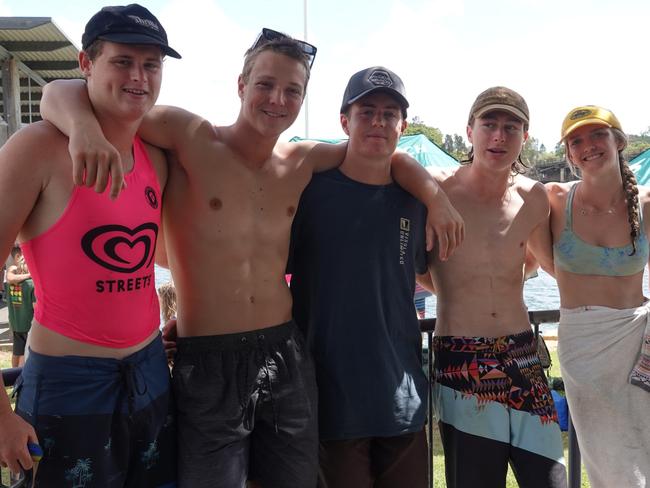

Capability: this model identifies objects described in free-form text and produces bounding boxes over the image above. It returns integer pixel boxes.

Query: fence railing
[419,309,582,488]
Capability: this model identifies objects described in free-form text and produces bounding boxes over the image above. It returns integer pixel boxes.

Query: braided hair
[613,128,641,255]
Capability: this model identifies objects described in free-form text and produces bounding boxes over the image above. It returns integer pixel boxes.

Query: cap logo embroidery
[368,70,393,88]
[127,15,160,31]
[570,109,592,120]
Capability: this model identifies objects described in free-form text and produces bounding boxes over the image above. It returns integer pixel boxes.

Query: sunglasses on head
[251,27,317,68]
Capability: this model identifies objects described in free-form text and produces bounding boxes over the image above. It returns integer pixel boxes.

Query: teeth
[124,89,146,95]
[584,154,602,161]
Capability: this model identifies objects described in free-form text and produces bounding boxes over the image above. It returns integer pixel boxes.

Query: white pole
[303,0,309,138]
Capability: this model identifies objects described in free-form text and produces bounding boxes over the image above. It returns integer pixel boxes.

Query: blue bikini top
[553,184,648,276]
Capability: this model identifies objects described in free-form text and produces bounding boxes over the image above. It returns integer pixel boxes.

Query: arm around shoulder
[390,151,464,259]
[138,106,208,153]
[301,141,348,173]
[526,182,555,277]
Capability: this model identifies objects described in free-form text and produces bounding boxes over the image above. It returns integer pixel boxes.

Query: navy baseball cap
[82,4,181,59]
[341,66,409,116]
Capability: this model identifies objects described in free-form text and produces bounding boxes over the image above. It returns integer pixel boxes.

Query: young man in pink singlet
[0,5,179,486]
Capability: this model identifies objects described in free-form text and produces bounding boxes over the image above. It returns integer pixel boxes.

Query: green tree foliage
[452,135,468,160]
[439,133,467,161]
[404,116,443,146]
[442,134,454,155]
[625,129,650,160]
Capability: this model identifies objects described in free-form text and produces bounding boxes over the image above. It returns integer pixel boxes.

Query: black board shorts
[172,320,318,488]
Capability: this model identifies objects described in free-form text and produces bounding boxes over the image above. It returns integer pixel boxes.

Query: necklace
[576,184,623,216]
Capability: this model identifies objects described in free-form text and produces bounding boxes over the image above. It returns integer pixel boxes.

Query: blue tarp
[631,148,650,185]
[289,134,459,169]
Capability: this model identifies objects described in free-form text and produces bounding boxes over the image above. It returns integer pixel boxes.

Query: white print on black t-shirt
[399,218,410,265]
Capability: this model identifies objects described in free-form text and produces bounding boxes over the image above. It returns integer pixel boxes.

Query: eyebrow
[255,74,303,88]
[360,102,400,110]
[480,112,522,124]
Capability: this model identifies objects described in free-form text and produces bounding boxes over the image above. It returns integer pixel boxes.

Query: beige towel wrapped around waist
[631,316,650,392]
[559,303,650,488]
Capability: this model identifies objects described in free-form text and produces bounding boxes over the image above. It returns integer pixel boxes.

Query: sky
[1,0,649,150]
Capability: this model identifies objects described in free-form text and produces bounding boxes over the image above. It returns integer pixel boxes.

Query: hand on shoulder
[545,180,575,203]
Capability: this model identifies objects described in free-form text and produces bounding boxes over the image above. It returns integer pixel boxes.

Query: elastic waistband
[25,332,163,377]
[434,329,535,351]
[177,320,298,353]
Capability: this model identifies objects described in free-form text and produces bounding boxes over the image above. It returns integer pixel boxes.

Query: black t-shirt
[290,168,428,440]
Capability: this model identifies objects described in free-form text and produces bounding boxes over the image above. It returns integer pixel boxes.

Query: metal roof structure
[0,17,83,137]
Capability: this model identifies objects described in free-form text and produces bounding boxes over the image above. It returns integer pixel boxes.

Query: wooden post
[1,56,22,136]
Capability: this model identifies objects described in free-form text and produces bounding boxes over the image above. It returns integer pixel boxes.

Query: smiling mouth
[262,110,286,118]
[123,88,147,96]
[582,153,603,162]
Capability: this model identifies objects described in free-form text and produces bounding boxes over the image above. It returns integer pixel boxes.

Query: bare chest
[165,150,312,241]
[449,195,533,268]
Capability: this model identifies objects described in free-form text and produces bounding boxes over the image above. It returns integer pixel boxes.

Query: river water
[154,266,650,335]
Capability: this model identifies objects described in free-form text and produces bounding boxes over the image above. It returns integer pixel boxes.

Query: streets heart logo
[81,223,158,273]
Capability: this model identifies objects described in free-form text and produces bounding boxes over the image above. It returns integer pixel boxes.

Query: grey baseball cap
[340,66,409,116]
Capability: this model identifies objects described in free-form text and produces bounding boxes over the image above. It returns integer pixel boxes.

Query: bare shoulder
[277,139,313,157]
[431,166,458,184]
[513,175,546,200]
[150,105,206,127]
[435,166,463,190]
[275,139,341,171]
[0,121,67,165]
[545,180,576,205]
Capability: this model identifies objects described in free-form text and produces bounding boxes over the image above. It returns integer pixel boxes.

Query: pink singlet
[21,137,161,348]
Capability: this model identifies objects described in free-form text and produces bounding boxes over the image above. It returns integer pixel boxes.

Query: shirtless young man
[41,31,464,487]
[0,5,178,486]
[421,87,567,488]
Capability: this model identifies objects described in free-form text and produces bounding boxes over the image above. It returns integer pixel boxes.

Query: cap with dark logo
[340,66,409,116]
[82,4,181,59]
[468,86,529,125]
[560,105,622,141]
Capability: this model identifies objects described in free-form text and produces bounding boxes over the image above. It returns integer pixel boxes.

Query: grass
[429,350,591,487]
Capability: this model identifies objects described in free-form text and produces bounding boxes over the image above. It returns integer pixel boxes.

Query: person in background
[158,281,177,324]
[6,244,35,368]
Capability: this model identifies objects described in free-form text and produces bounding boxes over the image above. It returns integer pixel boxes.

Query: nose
[492,126,506,142]
[371,112,386,127]
[129,64,145,82]
[269,87,285,106]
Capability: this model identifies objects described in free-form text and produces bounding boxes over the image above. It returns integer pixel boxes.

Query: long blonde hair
[157,282,177,322]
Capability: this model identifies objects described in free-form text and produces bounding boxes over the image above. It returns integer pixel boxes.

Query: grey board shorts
[172,320,318,488]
